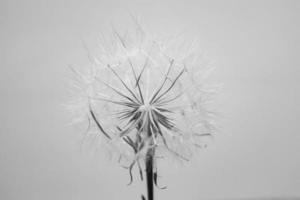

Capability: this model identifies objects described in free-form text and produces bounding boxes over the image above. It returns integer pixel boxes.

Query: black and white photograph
[0,0,299,200]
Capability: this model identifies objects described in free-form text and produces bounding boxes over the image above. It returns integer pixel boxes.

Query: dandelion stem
[146,147,154,200]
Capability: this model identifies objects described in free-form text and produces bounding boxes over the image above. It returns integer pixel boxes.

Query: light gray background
[1,0,299,200]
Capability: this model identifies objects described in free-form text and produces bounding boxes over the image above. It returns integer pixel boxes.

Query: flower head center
[139,103,153,112]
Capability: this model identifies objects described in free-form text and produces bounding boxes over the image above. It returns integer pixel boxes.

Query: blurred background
[0,0,299,199]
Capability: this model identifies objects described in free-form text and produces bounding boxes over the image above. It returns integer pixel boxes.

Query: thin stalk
[146,147,154,200]
[145,124,155,200]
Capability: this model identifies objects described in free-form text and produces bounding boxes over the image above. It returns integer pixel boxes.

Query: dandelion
[67,20,218,200]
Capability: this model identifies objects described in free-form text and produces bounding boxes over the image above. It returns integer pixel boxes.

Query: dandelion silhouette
[68,20,218,200]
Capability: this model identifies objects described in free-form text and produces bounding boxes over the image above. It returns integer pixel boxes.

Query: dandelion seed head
[67,21,219,168]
